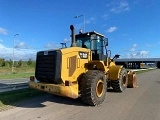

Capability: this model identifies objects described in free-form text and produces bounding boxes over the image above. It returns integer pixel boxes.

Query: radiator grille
[35,55,56,83]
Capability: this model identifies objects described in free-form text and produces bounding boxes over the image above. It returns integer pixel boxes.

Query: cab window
[76,35,103,54]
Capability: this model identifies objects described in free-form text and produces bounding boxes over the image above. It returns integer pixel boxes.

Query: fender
[86,61,107,71]
[108,65,123,80]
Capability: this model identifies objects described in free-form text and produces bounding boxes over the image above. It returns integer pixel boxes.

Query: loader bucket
[127,71,138,88]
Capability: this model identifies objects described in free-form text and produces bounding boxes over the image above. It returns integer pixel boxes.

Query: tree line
[0,58,36,68]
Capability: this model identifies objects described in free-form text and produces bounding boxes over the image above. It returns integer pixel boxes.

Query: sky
[0,0,160,61]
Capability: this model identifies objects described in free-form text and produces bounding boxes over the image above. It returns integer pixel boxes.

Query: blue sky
[0,0,160,60]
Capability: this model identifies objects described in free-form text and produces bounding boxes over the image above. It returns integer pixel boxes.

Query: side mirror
[60,43,67,48]
[104,38,108,46]
[113,54,120,59]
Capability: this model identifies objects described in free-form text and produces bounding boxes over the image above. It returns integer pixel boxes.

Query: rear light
[65,81,71,86]
[30,76,35,81]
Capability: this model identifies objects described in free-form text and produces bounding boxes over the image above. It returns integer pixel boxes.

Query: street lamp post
[12,34,19,73]
[74,15,85,32]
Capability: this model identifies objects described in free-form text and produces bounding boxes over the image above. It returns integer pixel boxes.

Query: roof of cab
[75,31,105,39]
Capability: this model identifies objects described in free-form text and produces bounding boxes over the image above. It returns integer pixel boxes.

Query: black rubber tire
[111,68,128,92]
[79,70,107,106]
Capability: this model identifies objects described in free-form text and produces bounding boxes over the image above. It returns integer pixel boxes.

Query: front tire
[111,68,128,92]
[80,70,107,106]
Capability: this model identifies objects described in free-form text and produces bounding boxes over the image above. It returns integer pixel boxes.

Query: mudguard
[108,65,123,80]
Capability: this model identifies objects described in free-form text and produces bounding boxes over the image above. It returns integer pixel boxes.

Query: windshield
[76,37,90,49]
[76,35,104,54]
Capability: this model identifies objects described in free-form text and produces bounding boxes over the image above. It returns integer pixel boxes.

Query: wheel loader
[29,25,138,106]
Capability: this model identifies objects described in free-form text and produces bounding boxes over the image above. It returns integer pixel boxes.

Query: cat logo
[44,51,48,55]
[78,52,88,59]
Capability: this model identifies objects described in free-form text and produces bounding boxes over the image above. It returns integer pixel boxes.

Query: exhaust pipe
[70,25,76,47]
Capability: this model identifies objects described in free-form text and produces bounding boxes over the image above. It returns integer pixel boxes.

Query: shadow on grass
[0,88,88,111]
[1,87,127,111]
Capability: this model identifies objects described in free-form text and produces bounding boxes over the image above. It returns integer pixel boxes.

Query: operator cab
[75,31,108,60]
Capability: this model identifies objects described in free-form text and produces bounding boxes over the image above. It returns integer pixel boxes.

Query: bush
[27,58,32,66]
[0,58,6,67]
[17,60,23,67]
[8,59,13,67]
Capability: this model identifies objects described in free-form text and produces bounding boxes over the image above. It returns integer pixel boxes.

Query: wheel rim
[96,79,104,97]
[122,74,127,86]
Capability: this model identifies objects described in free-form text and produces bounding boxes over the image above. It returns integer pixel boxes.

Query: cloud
[146,44,152,48]
[107,26,117,33]
[129,43,137,52]
[0,27,8,35]
[145,42,160,48]
[102,14,109,20]
[63,38,70,43]
[44,37,71,50]
[131,51,149,58]
[138,51,149,56]
[14,42,30,49]
[129,48,136,52]
[44,43,54,49]
[55,44,61,49]
[101,24,107,28]
[85,17,96,24]
[125,43,149,58]
[0,43,5,49]
[109,0,130,13]
[0,39,3,42]
[15,42,25,48]
[133,43,137,47]
[0,43,37,60]
[44,42,61,49]
[75,17,96,31]
[126,50,149,58]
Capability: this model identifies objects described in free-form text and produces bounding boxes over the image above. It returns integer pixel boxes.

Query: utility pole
[74,15,85,32]
[12,34,19,73]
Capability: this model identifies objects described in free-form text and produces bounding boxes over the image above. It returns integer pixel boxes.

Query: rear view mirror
[113,54,120,59]
[60,43,67,48]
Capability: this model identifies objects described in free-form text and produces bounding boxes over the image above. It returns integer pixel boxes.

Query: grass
[0,72,34,79]
[0,67,35,79]
[132,68,157,74]
[0,88,46,110]
[0,66,39,111]
[0,67,35,73]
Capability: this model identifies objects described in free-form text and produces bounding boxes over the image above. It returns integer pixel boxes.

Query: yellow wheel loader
[29,25,138,106]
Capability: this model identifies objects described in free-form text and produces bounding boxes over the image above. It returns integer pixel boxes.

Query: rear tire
[79,70,107,106]
[111,68,128,92]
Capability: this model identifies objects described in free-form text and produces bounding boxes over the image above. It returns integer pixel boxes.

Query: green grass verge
[0,66,35,79]
[0,72,34,79]
[133,69,157,74]
[0,67,35,73]
[0,88,46,109]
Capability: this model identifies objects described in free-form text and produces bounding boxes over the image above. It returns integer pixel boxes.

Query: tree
[17,60,23,67]
[1,60,5,67]
[27,58,32,66]
[0,58,5,67]
[8,59,13,67]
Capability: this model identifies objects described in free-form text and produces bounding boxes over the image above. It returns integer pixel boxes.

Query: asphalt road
[0,69,160,120]
[0,78,29,93]
[0,78,29,85]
